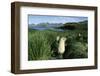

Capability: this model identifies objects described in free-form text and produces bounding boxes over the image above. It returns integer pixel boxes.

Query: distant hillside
[57,20,88,30]
[28,23,63,30]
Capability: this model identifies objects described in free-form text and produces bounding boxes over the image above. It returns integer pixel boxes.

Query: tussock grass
[28,29,88,60]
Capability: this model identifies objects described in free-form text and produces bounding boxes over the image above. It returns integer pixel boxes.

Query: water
[32,27,64,32]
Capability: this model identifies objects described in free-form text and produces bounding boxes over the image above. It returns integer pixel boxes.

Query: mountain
[28,20,88,31]
[28,24,36,29]
[57,20,88,30]
[28,23,63,30]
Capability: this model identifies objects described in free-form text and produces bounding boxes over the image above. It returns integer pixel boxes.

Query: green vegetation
[57,20,88,30]
[28,20,88,60]
[28,30,52,60]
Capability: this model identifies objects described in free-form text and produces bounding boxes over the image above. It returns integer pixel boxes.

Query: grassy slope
[28,28,88,60]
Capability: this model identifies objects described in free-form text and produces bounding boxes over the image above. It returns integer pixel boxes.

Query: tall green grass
[28,31,52,60]
[28,29,88,60]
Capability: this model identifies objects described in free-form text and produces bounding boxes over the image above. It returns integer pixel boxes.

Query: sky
[28,15,88,25]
